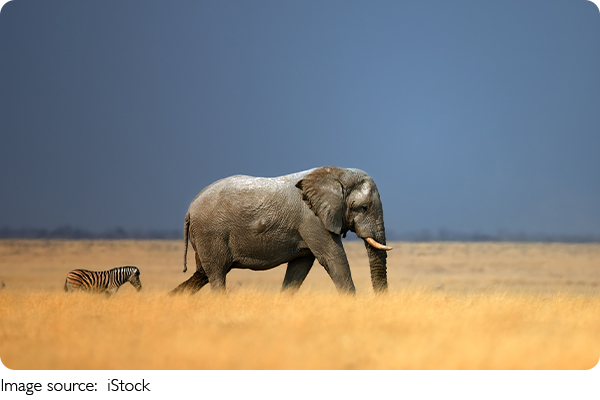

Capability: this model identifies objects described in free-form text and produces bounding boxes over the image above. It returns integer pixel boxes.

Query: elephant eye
[360,205,368,212]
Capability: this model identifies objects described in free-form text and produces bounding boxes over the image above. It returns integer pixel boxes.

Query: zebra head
[126,266,142,291]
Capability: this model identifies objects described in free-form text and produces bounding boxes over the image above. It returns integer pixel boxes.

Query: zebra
[64,266,142,295]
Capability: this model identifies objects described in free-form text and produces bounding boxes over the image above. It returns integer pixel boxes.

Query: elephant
[169,166,392,295]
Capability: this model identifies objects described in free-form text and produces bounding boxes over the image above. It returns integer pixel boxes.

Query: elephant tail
[183,212,190,273]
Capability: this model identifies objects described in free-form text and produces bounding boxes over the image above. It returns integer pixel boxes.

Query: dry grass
[0,240,599,369]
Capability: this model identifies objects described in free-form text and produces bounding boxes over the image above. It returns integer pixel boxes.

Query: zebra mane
[111,266,139,274]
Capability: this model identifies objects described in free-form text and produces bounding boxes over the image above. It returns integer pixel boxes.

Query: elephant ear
[296,166,345,235]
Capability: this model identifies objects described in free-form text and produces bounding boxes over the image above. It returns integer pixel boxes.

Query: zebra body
[64,266,142,295]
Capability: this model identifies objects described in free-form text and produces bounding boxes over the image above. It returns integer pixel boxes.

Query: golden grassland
[0,239,599,370]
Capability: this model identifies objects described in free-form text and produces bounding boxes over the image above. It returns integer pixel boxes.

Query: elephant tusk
[365,237,393,251]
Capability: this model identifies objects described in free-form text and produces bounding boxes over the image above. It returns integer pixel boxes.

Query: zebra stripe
[64,266,142,295]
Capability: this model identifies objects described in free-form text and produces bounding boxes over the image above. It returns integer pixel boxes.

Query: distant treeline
[0,226,181,240]
[387,229,600,243]
[1,226,599,243]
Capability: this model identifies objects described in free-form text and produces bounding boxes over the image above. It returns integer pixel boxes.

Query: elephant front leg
[320,256,355,294]
[281,255,315,293]
[302,230,356,294]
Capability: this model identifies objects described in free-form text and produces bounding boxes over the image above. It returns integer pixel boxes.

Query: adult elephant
[170,166,391,295]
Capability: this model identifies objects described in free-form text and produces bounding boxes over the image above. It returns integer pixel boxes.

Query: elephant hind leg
[169,269,209,295]
[198,245,232,293]
[169,253,209,295]
[206,268,228,293]
[281,255,315,294]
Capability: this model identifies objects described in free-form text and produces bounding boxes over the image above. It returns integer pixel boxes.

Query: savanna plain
[0,239,599,370]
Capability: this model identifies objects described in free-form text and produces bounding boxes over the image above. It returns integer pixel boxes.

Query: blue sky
[1,0,599,236]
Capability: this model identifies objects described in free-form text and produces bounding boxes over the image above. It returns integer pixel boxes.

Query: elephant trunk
[364,230,388,293]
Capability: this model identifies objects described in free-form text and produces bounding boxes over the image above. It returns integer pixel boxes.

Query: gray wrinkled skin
[170,166,389,295]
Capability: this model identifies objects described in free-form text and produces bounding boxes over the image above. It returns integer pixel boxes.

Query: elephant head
[296,166,391,292]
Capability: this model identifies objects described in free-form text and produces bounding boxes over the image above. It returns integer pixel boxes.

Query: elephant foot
[169,271,209,295]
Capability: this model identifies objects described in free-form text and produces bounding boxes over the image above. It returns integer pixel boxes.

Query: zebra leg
[169,252,210,295]
[106,286,119,296]
[64,279,81,292]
